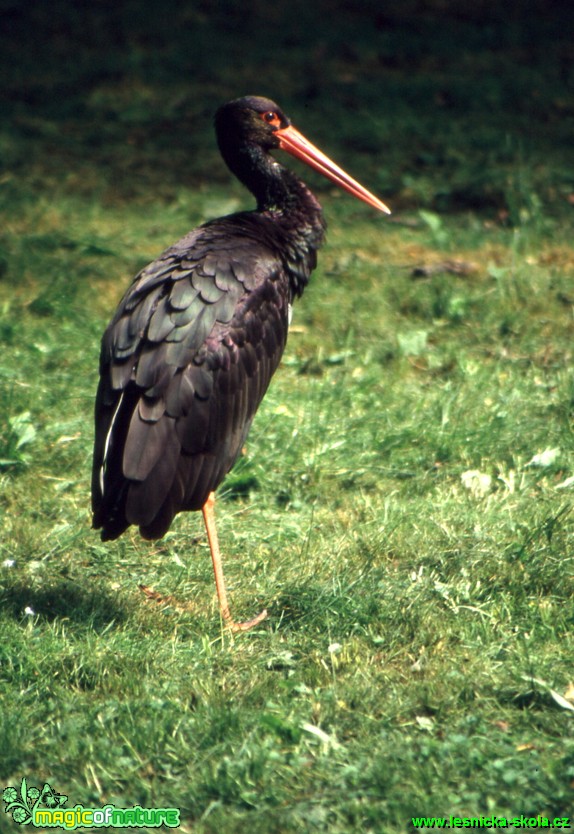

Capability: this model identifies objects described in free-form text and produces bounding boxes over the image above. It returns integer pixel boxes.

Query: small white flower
[24,606,35,617]
[3,559,15,568]
[461,469,492,497]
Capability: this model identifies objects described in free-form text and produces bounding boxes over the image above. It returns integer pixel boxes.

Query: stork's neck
[226,144,319,214]
[225,144,326,296]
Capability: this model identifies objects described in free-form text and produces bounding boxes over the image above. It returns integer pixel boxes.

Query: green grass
[2,2,574,831]
[1,187,573,831]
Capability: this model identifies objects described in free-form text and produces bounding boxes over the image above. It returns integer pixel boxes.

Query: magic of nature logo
[2,778,180,829]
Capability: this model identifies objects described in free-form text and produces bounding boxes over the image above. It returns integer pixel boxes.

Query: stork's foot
[140,584,268,631]
[202,492,269,633]
[228,607,268,632]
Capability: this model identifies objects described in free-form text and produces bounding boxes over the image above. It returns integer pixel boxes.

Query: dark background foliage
[2,0,573,209]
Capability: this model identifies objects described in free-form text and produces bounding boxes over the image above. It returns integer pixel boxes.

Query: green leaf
[9,412,37,450]
[397,329,428,357]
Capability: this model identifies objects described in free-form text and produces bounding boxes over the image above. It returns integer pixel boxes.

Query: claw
[229,608,268,632]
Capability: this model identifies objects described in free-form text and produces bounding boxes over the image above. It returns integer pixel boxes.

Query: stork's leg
[202,492,268,632]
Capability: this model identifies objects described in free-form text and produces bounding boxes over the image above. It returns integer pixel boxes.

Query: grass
[1,2,574,831]
[1,188,573,831]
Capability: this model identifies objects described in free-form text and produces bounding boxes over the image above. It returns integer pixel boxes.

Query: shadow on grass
[0,578,131,630]
[272,581,381,632]
[495,686,562,713]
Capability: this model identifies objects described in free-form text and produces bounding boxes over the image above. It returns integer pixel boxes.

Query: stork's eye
[262,111,282,128]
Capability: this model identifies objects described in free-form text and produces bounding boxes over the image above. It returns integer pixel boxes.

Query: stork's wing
[92,222,290,540]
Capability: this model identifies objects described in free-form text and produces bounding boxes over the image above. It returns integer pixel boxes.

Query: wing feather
[93,217,291,540]
[125,423,181,526]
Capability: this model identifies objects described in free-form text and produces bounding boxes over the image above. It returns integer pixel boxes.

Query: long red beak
[276,124,391,214]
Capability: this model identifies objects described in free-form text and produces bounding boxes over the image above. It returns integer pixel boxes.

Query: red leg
[202,492,268,632]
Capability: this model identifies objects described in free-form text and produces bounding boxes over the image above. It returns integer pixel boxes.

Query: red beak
[276,124,391,214]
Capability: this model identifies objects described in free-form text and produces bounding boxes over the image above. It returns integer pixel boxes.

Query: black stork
[92,95,390,631]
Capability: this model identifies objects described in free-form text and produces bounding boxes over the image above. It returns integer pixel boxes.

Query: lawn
[1,2,573,831]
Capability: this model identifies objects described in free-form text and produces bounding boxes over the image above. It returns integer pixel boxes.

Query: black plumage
[92,96,389,630]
